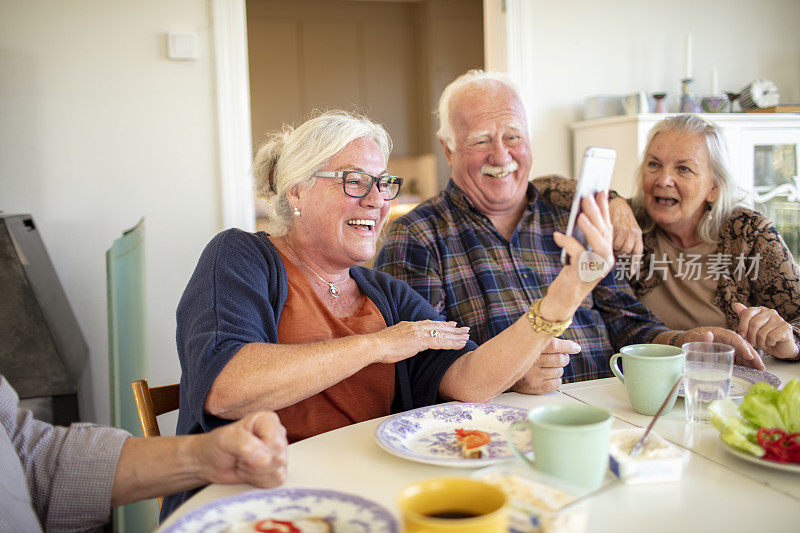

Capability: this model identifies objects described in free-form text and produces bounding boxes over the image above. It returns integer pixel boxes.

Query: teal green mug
[508,403,612,491]
[609,344,685,416]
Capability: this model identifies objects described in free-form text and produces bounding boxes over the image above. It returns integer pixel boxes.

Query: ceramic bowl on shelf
[701,96,729,113]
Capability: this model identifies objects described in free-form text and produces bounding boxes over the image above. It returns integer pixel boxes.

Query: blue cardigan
[162,229,476,519]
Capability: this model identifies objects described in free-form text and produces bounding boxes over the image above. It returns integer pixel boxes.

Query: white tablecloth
[158,356,800,532]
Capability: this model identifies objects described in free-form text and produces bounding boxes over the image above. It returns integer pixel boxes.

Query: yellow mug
[398,477,508,533]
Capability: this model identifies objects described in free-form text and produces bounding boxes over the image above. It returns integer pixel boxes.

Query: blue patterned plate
[678,365,781,398]
[375,402,531,468]
[162,487,398,532]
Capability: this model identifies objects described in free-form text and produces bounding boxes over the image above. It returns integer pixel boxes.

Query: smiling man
[375,69,761,393]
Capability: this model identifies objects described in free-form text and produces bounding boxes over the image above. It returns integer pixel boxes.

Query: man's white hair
[436,69,528,151]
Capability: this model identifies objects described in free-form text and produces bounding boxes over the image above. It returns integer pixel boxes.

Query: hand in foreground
[609,197,643,273]
[733,302,799,360]
[374,320,470,364]
[194,411,288,488]
[677,327,765,370]
[512,338,581,395]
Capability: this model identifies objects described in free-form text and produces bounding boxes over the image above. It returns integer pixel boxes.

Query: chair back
[131,379,180,509]
[131,379,180,438]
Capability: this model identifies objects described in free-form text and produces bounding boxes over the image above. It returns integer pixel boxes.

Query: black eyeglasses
[313,171,404,200]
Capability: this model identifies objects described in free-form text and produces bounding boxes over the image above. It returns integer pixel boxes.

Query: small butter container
[608,428,686,484]
[472,460,588,533]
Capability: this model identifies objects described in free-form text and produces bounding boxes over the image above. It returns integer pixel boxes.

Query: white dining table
[158,356,800,533]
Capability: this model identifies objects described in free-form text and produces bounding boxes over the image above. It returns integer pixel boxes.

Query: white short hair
[436,69,528,151]
[253,110,392,236]
[631,114,741,244]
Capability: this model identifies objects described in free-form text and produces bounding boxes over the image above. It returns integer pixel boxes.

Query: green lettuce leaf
[708,399,764,457]
[776,379,800,434]
[720,427,766,457]
[739,382,786,431]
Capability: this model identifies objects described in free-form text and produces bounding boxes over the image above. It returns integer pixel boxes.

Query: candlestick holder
[679,78,701,113]
[725,92,740,113]
[652,93,668,113]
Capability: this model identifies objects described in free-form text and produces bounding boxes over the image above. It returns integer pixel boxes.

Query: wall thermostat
[167,32,198,60]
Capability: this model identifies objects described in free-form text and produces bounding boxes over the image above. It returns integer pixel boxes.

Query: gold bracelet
[526,298,573,337]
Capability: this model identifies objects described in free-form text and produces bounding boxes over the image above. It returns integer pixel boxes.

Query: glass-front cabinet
[571,113,800,261]
[741,129,800,259]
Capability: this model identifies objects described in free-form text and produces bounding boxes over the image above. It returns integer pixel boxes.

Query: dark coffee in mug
[424,510,480,519]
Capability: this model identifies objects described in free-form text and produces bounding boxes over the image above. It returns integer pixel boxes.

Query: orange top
[275,251,395,443]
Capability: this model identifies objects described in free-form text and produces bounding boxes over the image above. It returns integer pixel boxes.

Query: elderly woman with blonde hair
[163,109,617,517]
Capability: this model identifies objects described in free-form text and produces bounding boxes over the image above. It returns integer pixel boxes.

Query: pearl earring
[292,206,301,216]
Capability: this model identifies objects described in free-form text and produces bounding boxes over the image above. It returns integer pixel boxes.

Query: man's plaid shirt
[375,180,669,382]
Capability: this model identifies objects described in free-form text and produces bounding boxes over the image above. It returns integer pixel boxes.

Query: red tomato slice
[254,519,301,533]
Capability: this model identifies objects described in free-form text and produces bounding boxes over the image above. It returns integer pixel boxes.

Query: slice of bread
[461,444,485,459]
[292,517,333,532]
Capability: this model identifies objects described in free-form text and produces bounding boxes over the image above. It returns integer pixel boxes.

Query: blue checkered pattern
[375,180,669,382]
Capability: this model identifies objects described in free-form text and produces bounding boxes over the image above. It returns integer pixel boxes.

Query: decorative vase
[679,78,701,113]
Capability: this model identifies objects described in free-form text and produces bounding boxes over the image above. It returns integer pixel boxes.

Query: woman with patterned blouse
[627,114,800,360]
[626,114,800,361]
[539,114,800,361]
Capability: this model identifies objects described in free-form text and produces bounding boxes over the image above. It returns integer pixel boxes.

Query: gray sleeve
[0,377,130,532]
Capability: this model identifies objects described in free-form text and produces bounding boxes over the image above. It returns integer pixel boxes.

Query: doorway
[245,0,484,229]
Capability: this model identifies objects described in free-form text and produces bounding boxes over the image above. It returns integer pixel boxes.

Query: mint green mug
[610,344,685,416]
[508,403,612,491]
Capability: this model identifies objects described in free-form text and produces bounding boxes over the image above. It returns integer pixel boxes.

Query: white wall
[0,0,222,427]
[514,0,800,179]
[2,0,797,429]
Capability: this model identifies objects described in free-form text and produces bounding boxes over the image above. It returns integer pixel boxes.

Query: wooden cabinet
[571,113,800,257]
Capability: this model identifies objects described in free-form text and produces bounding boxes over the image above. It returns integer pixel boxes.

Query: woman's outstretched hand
[373,320,470,364]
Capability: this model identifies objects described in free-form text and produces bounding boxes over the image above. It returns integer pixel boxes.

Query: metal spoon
[629,375,683,458]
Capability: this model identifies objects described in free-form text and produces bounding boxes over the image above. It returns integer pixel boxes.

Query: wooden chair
[131,379,180,438]
[131,379,180,508]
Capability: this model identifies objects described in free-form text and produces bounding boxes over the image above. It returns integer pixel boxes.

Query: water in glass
[682,342,734,423]
[684,365,731,423]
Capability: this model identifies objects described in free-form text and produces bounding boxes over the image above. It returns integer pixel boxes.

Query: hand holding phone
[560,147,616,265]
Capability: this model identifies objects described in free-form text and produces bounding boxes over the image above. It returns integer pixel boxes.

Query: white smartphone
[560,146,617,265]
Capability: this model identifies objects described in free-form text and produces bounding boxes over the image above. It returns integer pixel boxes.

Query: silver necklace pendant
[282,237,347,299]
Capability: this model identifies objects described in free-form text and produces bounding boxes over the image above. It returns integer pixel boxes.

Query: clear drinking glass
[682,342,734,423]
